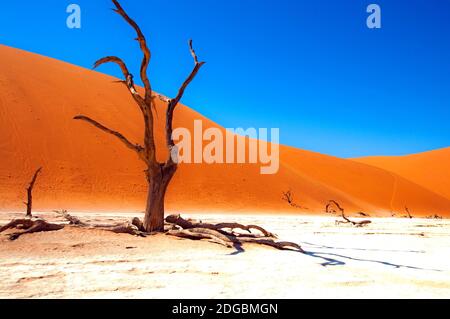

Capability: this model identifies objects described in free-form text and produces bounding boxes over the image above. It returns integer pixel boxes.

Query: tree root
[0,218,64,241]
[165,214,277,238]
[57,211,147,237]
[167,228,234,248]
[165,215,303,252]
[1,212,303,253]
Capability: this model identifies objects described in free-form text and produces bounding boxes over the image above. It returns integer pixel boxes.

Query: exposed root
[237,238,304,252]
[58,211,147,237]
[167,228,234,248]
[55,210,88,226]
[326,200,371,227]
[1,211,303,253]
[165,214,276,238]
[0,219,64,241]
[165,215,303,252]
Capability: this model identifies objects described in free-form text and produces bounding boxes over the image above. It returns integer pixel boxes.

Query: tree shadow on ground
[303,250,441,271]
[301,241,425,254]
[226,240,442,271]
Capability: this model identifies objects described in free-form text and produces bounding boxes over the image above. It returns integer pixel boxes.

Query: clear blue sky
[1,0,449,157]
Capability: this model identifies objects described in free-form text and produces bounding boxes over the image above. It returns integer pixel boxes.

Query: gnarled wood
[74,1,205,232]
[0,219,64,241]
[165,215,276,238]
[165,215,303,252]
[59,211,147,237]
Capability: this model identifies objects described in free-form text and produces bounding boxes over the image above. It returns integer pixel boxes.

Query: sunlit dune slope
[354,148,450,201]
[0,45,449,216]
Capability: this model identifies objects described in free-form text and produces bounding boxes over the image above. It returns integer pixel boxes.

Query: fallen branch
[0,218,64,241]
[326,200,371,227]
[57,211,147,237]
[165,215,303,252]
[1,210,303,252]
[165,214,276,238]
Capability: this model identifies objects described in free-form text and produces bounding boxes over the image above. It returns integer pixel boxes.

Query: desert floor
[0,212,449,298]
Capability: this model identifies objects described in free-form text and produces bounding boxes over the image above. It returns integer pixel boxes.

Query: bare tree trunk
[143,165,177,232]
[74,1,204,233]
[25,167,42,218]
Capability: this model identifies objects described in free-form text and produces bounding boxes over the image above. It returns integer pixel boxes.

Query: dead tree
[73,0,205,232]
[405,206,413,219]
[325,200,371,227]
[282,190,294,205]
[282,190,307,209]
[25,167,42,217]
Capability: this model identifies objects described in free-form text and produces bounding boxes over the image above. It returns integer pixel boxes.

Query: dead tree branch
[25,167,42,217]
[165,215,303,252]
[165,215,276,238]
[73,116,147,163]
[325,200,371,227]
[0,219,64,241]
[165,40,206,155]
[57,211,147,237]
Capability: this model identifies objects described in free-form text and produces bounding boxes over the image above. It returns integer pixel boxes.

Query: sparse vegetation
[426,214,443,220]
[325,200,371,227]
[282,190,307,209]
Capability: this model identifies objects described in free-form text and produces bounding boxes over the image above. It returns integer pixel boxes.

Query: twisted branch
[73,115,147,163]
[165,40,206,152]
[112,0,152,105]
[165,215,303,252]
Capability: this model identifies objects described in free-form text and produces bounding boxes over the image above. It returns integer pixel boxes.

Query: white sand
[0,212,449,298]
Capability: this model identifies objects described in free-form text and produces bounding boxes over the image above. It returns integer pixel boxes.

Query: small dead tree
[282,190,307,209]
[25,167,42,217]
[282,190,294,205]
[405,206,413,219]
[325,200,371,227]
[73,0,205,232]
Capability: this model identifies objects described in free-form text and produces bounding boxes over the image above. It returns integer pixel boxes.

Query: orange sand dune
[354,147,450,201]
[0,45,449,217]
